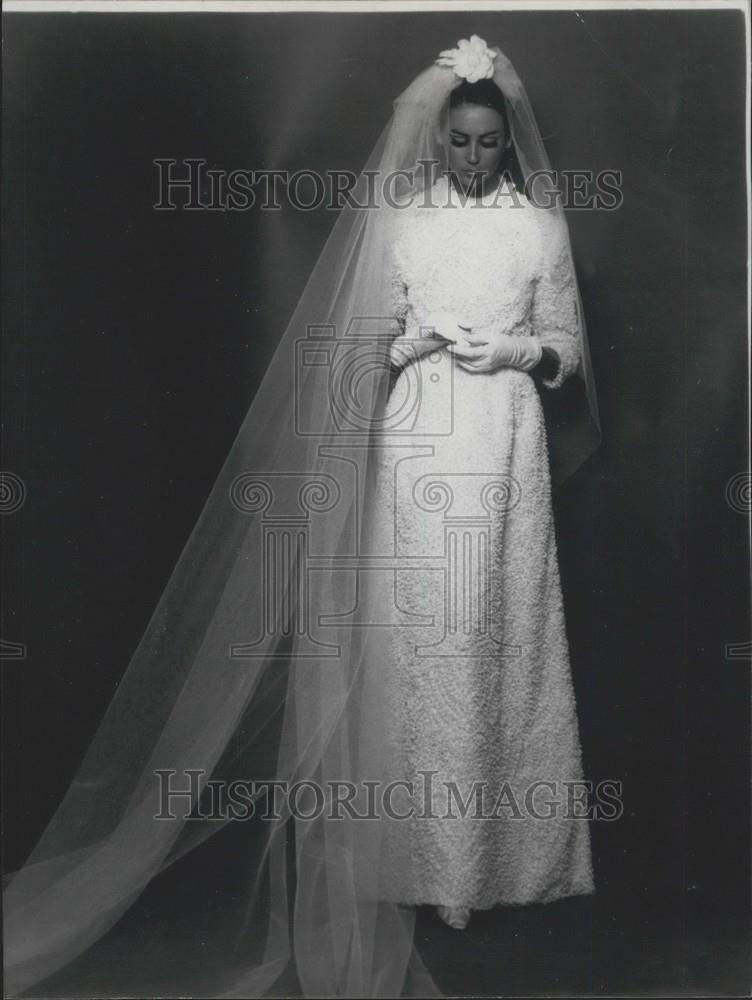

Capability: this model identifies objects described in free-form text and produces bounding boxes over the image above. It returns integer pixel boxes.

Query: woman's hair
[448,79,510,132]
[445,79,525,192]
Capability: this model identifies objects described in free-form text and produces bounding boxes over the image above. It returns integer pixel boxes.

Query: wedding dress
[4,37,600,999]
[374,175,595,912]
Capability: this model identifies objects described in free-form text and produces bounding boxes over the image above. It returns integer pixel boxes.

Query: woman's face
[443,103,509,195]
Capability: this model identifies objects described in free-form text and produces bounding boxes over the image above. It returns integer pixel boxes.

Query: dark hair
[449,79,509,130]
[447,79,524,192]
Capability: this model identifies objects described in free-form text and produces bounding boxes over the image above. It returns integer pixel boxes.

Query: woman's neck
[447,169,502,200]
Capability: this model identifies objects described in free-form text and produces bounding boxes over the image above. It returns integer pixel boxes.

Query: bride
[375,59,597,933]
[3,34,600,999]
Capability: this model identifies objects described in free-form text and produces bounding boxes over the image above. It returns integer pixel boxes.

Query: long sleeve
[390,259,409,335]
[387,237,417,373]
[531,214,582,390]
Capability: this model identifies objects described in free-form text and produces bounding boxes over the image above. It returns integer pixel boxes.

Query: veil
[3,41,600,999]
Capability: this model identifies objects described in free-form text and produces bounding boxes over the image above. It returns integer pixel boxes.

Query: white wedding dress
[373,175,595,912]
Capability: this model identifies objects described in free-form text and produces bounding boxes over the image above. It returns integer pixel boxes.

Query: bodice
[388,174,582,390]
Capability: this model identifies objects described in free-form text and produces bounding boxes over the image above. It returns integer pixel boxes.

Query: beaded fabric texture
[373,175,594,911]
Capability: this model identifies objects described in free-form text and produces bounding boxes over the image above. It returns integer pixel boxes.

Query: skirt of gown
[369,352,595,911]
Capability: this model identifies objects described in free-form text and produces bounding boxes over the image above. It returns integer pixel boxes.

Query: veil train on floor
[3,41,600,998]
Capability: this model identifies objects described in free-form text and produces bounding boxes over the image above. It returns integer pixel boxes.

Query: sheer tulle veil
[3,38,600,998]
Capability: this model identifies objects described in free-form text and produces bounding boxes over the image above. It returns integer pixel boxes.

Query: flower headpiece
[435,34,497,83]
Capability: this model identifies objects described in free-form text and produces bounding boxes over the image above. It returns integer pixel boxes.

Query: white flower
[435,34,496,83]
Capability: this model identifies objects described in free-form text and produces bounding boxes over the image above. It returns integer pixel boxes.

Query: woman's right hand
[420,312,471,344]
[389,313,471,370]
[389,332,443,369]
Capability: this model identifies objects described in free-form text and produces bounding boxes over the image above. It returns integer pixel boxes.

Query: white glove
[449,330,543,374]
[494,333,543,371]
[419,311,471,344]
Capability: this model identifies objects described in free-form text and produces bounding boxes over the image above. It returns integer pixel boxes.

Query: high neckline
[435,173,520,208]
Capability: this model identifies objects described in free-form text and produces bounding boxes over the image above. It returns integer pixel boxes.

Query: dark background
[2,8,749,997]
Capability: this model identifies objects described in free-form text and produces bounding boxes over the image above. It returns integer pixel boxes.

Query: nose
[466,141,480,166]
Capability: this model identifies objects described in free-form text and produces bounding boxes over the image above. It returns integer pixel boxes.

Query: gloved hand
[419,312,472,344]
[389,312,471,369]
[448,328,543,374]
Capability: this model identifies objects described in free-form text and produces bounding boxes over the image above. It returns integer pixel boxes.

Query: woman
[374,66,595,931]
[4,34,599,999]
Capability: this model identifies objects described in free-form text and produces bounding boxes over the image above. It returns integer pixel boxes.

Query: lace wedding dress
[374,175,595,912]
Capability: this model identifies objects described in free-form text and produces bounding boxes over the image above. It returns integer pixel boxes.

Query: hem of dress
[383,883,596,912]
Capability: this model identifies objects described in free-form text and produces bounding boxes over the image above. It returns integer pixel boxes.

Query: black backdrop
[2,8,749,997]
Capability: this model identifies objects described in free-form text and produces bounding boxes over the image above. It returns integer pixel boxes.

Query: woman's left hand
[448,328,542,374]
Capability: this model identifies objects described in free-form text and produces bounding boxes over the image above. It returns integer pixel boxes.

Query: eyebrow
[449,129,502,138]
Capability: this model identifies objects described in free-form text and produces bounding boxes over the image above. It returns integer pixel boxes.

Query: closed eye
[449,131,502,148]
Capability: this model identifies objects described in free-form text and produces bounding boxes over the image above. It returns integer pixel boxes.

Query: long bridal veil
[4,43,600,998]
